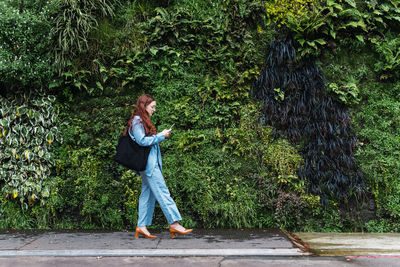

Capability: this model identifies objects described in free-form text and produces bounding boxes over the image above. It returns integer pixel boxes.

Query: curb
[280,229,312,254]
[0,248,311,257]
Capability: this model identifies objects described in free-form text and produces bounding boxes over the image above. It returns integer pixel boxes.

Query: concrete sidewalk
[295,232,400,256]
[0,229,308,257]
[2,229,400,259]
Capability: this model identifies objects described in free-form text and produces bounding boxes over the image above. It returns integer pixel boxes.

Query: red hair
[123,94,157,136]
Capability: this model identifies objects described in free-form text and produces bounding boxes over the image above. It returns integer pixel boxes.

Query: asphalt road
[1,256,400,267]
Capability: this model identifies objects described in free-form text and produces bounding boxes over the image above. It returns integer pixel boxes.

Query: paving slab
[0,229,308,257]
[21,232,157,250]
[295,232,400,256]
[0,231,37,250]
[157,229,292,249]
[0,256,225,267]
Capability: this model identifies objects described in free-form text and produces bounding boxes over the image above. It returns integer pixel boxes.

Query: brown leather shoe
[169,226,193,238]
[135,227,157,239]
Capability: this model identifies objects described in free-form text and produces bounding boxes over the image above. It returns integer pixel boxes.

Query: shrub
[266,0,400,58]
[0,2,54,90]
[50,95,133,228]
[365,218,400,233]
[372,32,400,80]
[354,81,400,219]
[0,92,61,208]
[265,0,315,27]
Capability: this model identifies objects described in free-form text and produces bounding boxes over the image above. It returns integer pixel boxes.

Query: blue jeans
[137,164,182,226]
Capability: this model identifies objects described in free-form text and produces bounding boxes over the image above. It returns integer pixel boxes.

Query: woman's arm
[131,121,165,146]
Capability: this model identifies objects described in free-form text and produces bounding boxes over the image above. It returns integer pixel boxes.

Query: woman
[124,94,192,239]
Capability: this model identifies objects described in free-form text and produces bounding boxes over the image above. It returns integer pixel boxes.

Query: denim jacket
[128,116,165,177]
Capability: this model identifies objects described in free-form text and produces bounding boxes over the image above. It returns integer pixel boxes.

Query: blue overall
[129,116,182,226]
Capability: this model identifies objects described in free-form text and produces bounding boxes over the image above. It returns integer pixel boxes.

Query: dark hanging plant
[252,37,364,204]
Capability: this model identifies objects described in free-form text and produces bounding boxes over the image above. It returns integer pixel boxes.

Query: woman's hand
[161,129,172,138]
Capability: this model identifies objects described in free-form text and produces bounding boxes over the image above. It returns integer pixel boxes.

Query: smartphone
[169,123,175,129]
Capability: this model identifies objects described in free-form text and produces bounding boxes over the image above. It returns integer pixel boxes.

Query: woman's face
[146,101,156,116]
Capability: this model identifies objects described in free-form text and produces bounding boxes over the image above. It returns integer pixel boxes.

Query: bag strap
[122,121,132,136]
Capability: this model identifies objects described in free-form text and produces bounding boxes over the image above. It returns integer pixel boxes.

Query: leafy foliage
[372,32,400,80]
[252,38,364,203]
[267,0,400,58]
[327,82,360,105]
[265,0,315,26]
[38,0,282,229]
[1,0,400,232]
[365,218,400,233]
[354,82,400,218]
[0,1,54,91]
[50,95,135,228]
[320,40,400,222]
[0,92,61,207]
[51,0,117,71]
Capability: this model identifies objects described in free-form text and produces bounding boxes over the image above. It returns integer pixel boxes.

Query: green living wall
[0,0,399,232]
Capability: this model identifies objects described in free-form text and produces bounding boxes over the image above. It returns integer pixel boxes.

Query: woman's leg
[147,166,182,225]
[137,175,156,227]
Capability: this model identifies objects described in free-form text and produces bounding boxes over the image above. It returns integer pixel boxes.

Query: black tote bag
[114,135,151,172]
